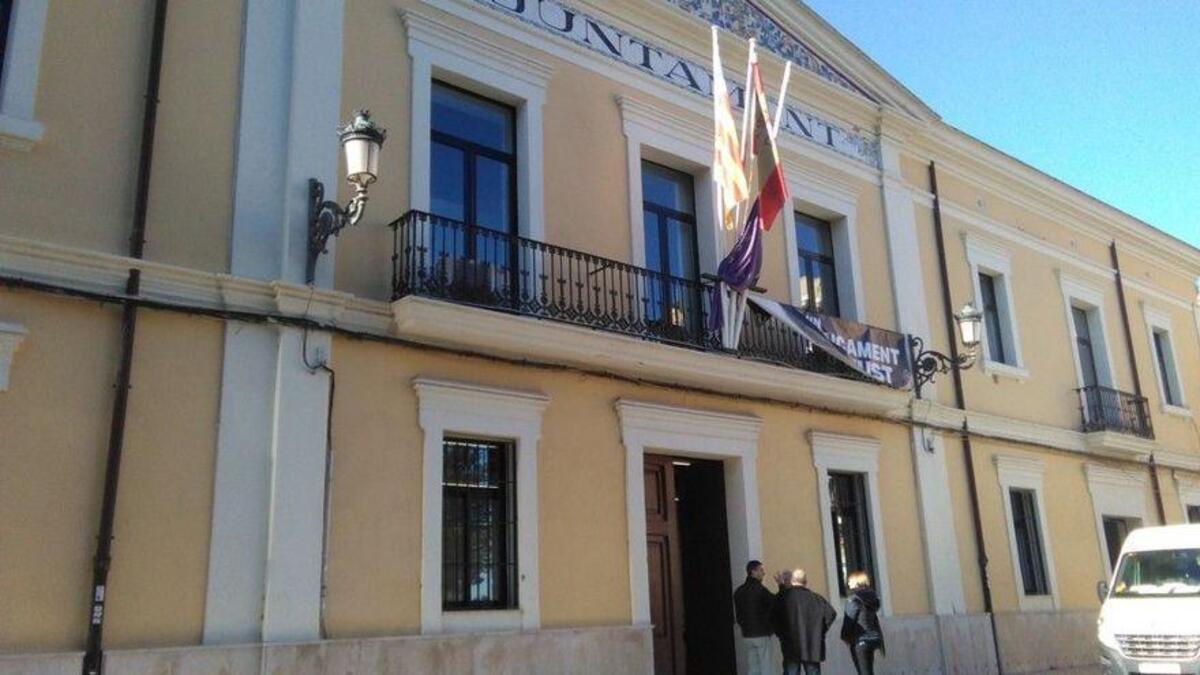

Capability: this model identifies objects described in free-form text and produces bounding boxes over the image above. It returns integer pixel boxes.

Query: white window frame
[0,0,48,149]
[0,321,27,390]
[414,377,548,634]
[1059,272,1117,394]
[995,455,1059,612]
[1142,304,1189,417]
[1084,464,1149,579]
[965,234,1027,380]
[782,164,866,321]
[810,431,892,614]
[618,95,720,275]
[404,11,551,241]
[1174,471,1200,524]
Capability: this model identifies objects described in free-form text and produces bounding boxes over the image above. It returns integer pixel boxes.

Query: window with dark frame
[1009,488,1050,596]
[1152,330,1181,406]
[828,471,877,598]
[0,0,12,78]
[978,272,1008,364]
[641,160,700,330]
[795,212,839,316]
[442,437,517,610]
[1072,306,1101,389]
[429,82,518,284]
[1188,505,1200,524]
[1102,515,1139,570]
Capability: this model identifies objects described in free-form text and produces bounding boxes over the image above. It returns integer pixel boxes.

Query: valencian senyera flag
[711,27,748,231]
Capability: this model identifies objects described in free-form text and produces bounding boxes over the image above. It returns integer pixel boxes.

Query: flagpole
[772,61,792,137]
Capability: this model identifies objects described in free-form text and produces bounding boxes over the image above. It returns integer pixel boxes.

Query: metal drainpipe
[928,161,1004,674]
[1110,242,1168,523]
[82,1,168,673]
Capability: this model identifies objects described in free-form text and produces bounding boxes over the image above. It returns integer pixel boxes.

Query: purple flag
[709,201,765,332]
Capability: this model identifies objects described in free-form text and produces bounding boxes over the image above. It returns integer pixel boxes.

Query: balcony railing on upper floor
[1077,384,1154,439]
[388,210,890,384]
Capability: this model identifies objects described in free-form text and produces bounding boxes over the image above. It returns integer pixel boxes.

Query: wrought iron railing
[1077,384,1154,438]
[390,210,877,383]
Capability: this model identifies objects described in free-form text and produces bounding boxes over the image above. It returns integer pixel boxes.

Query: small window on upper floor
[0,0,13,76]
[978,272,1010,365]
[1152,328,1183,407]
[795,212,839,317]
[1188,504,1200,524]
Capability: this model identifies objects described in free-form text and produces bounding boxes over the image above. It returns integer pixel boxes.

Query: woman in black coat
[840,570,885,675]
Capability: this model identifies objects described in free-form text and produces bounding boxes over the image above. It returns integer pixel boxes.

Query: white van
[1097,524,1200,674]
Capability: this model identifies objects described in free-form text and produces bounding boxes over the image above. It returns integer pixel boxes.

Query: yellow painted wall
[0,291,222,652]
[323,335,931,639]
[0,0,240,273]
[0,292,121,652]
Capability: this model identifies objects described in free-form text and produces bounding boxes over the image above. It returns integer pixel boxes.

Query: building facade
[2,1,1199,673]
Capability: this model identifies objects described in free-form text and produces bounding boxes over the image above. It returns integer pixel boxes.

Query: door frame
[617,400,763,673]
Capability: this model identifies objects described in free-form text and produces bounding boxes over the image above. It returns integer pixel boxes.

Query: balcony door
[429,82,517,300]
[641,161,700,339]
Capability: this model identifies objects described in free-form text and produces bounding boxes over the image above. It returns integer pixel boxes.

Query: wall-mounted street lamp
[911,302,983,398]
[306,109,387,284]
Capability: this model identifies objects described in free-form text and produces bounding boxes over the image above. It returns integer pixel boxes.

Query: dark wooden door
[645,455,686,675]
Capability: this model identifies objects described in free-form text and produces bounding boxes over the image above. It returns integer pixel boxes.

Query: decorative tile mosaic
[663,0,869,99]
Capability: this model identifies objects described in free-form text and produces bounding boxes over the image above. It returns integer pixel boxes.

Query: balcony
[1076,385,1155,458]
[388,210,898,387]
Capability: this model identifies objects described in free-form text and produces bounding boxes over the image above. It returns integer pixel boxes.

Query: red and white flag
[744,52,788,231]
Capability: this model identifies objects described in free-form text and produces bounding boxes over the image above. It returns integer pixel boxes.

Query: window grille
[442,437,517,610]
[828,471,876,597]
[1010,488,1050,595]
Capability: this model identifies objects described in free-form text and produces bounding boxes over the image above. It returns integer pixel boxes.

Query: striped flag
[711,27,748,231]
[745,54,788,231]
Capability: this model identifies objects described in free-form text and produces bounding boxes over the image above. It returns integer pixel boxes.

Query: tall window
[1009,488,1050,596]
[979,273,1007,364]
[828,472,876,597]
[442,437,517,610]
[1072,306,1101,389]
[0,0,12,76]
[430,82,516,273]
[641,161,699,329]
[1152,329,1182,406]
[1188,505,1200,524]
[1102,516,1139,570]
[795,213,839,316]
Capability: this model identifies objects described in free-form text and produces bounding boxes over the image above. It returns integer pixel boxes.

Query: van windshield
[1113,548,1200,597]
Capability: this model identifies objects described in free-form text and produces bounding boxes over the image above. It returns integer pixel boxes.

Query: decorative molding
[414,378,548,634]
[1141,301,1187,411]
[993,454,1059,612]
[659,0,868,98]
[403,7,549,242]
[0,0,49,150]
[427,0,882,169]
[1059,270,1118,392]
[394,296,911,417]
[994,455,1045,488]
[808,431,892,613]
[1173,470,1200,523]
[0,322,28,391]
[616,399,762,629]
[1085,463,1151,577]
[964,232,1026,372]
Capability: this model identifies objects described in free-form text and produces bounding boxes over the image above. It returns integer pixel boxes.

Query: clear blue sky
[803,0,1200,248]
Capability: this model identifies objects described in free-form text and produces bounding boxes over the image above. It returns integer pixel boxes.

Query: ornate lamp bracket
[911,334,976,398]
[306,178,368,284]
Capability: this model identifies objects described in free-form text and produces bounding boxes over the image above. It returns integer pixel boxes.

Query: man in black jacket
[733,560,775,675]
[772,568,837,675]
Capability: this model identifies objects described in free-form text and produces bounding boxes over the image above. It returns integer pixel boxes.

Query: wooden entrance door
[645,454,685,675]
